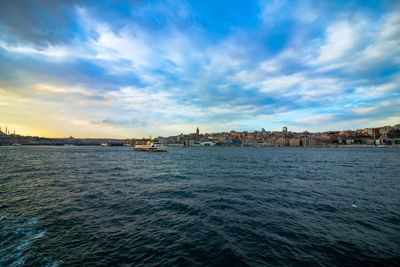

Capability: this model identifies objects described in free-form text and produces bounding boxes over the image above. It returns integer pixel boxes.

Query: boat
[134,140,167,152]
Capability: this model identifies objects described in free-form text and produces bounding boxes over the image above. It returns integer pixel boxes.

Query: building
[230,131,246,138]
[283,127,288,134]
[289,138,300,146]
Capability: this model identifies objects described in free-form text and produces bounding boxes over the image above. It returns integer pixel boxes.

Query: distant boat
[352,201,357,208]
[134,141,167,152]
[12,143,21,146]
[101,143,110,147]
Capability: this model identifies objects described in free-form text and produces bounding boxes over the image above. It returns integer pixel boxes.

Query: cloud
[311,21,358,65]
[0,0,399,137]
[294,114,335,126]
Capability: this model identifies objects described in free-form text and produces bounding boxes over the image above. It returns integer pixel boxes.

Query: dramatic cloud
[0,0,399,137]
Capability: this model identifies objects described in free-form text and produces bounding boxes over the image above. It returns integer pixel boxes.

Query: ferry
[134,140,167,152]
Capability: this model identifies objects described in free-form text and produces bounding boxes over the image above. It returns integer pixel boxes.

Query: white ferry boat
[134,140,167,152]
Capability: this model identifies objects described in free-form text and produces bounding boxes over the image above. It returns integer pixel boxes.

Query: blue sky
[0,0,399,137]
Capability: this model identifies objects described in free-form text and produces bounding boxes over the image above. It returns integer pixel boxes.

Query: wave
[0,215,59,267]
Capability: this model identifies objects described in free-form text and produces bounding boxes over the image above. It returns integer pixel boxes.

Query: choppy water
[1,146,400,266]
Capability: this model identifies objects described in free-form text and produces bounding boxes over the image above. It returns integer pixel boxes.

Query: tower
[196,127,199,136]
[283,127,288,134]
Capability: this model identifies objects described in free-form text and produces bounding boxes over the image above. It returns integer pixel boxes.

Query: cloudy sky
[0,0,399,138]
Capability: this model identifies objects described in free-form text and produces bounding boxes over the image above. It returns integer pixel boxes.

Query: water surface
[1,146,399,266]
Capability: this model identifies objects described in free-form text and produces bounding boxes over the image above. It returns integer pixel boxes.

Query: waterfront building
[289,138,300,147]
[214,136,228,142]
[277,137,288,146]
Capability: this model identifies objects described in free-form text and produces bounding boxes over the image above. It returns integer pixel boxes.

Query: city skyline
[1,1,399,138]
[1,123,399,140]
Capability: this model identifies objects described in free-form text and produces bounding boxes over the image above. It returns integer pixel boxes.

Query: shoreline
[1,144,399,148]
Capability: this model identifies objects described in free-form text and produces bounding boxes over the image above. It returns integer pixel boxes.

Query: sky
[0,0,399,138]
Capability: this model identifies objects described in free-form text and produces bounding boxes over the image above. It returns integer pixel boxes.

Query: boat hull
[134,144,167,152]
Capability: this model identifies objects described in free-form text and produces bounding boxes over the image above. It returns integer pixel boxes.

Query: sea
[1,146,399,266]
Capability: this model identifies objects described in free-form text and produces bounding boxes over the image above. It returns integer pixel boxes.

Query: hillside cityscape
[1,124,400,147]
